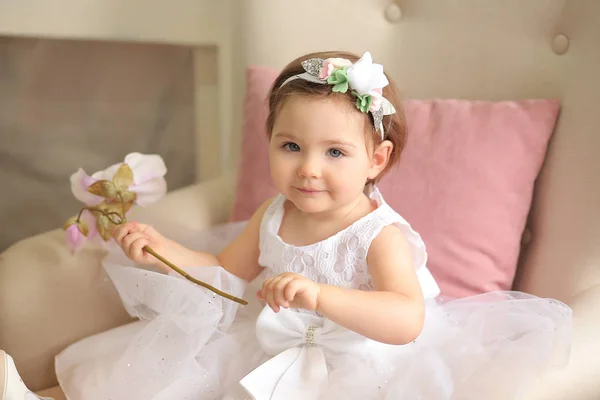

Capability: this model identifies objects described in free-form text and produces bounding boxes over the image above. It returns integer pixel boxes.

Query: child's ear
[368,140,393,180]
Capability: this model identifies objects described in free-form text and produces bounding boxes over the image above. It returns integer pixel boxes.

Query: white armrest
[0,172,236,391]
[128,168,235,233]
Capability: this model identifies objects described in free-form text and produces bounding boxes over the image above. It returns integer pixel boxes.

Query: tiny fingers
[258,274,301,312]
[113,222,137,243]
[283,279,302,303]
[263,276,281,312]
[273,276,294,309]
[130,237,150,261]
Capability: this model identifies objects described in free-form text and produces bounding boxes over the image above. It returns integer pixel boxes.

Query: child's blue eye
[328,148,344,158]
[283,142,300,152]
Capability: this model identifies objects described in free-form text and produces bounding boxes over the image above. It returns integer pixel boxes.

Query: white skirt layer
[55,223,572,400]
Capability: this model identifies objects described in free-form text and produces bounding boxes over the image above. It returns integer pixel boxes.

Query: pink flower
[369,88,383,112]
[66,153,167,252]
[319,61,335,79]
[318,58,353,80]
[63,210,97,253]
[70,169,102,206]
[70,153,167,207]
[124,153,168,206]
[65,224,86,253]
[80,209,99,240]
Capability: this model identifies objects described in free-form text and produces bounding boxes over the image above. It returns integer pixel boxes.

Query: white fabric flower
[70,152,167,207]
[346,52,389,95]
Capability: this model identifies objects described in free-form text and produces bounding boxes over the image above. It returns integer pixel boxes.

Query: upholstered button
[552,34,569,55]
[384,3,402,23]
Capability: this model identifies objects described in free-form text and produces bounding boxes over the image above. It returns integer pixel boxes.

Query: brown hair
[265,50,406,182]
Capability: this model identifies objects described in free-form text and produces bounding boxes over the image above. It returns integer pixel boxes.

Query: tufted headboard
[1,0,599,397]
[237,4,600,397]
[234,0,600,293]
[235,3,600,398]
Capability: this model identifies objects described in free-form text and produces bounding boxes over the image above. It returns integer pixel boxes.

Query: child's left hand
[258,273,320,312]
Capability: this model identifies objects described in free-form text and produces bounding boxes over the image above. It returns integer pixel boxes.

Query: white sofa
[1,1,600,398]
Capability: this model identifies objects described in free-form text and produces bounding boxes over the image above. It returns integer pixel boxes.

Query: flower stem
[143,245,248,306]
[75,205,247,306]
[77,207,122,225]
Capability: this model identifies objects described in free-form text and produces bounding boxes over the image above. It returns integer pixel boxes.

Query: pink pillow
[231,66,275,221]
[232,66,560,299]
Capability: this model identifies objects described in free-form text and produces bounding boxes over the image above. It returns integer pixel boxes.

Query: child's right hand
[112,222,168,266]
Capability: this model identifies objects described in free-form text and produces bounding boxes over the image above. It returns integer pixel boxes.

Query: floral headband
[280,51,396,139]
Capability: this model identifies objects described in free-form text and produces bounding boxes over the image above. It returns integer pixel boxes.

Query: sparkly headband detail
[279,52,396,139]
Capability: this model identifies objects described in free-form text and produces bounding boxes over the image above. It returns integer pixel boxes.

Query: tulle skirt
[55,222,572,400]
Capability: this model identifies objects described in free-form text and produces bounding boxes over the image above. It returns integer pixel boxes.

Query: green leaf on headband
[353,91,373,113]
[327,67,349,93]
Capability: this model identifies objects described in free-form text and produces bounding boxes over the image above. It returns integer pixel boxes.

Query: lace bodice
[258,186,429,291]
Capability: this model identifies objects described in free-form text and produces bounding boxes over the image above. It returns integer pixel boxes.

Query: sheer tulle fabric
[55,221,571,400]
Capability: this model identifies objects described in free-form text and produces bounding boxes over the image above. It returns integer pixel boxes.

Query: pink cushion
[231,67,275,222]
[232,66,560,298]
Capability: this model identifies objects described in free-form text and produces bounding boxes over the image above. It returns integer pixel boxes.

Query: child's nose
[297,157,321,179]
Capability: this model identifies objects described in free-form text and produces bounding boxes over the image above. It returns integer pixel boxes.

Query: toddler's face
[269,95,378,214]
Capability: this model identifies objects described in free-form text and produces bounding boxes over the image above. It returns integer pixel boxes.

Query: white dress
[55,186,572,400]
